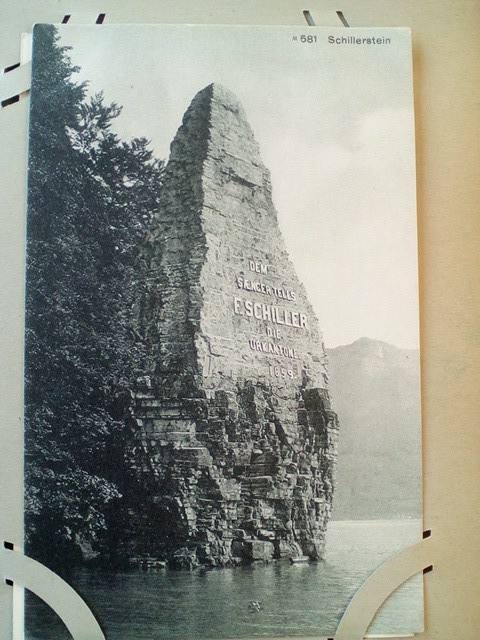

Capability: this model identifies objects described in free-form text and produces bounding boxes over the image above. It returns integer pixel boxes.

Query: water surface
[26,519,423,638]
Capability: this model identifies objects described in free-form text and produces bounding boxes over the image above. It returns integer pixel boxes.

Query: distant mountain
[326,337,422,520]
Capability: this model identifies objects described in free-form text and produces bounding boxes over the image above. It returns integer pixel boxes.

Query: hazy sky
[54,24,419,349]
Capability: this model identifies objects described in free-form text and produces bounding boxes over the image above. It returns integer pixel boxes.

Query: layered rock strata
[131,83,338,567]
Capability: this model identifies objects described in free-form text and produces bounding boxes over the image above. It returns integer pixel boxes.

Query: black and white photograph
[24,23,422,638]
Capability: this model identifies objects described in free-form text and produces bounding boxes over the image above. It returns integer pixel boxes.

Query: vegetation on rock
[25,24,164,568]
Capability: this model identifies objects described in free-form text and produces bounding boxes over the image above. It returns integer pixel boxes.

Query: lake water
[25,520,423,639]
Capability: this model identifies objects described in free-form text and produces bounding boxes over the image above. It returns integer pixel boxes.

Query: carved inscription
[233,259,310,376]
[233,297,308,329]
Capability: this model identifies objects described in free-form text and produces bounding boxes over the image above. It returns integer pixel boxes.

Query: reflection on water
[25,520,423,639]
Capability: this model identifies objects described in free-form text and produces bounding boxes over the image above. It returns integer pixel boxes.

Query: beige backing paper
[0,1,479,639]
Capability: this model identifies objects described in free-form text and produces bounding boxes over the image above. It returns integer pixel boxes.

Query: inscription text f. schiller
[233,259,309,330]
[233,297,308,329]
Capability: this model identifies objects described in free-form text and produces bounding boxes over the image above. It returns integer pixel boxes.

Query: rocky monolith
[131,83,339,567]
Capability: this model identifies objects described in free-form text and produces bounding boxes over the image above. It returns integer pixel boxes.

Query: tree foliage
[25,24,164,568]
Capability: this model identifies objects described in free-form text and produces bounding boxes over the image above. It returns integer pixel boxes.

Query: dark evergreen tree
[25,24,164,569]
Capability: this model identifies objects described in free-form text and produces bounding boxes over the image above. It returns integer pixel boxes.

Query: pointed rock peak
[169,82,265,192]
[192,83,245,114]
[210,83,246,115]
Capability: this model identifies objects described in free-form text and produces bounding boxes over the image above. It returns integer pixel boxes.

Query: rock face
[131,84,339,567]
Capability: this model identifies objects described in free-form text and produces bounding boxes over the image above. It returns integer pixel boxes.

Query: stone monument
[131,83,339,567]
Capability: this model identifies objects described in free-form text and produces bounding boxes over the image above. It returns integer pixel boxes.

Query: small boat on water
[290,555,310,564]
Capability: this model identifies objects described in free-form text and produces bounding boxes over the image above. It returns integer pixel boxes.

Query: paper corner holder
[335,535,433,639]
[1,544,106,640]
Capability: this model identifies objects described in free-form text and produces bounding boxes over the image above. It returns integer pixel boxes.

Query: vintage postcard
[24,23,422,638]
